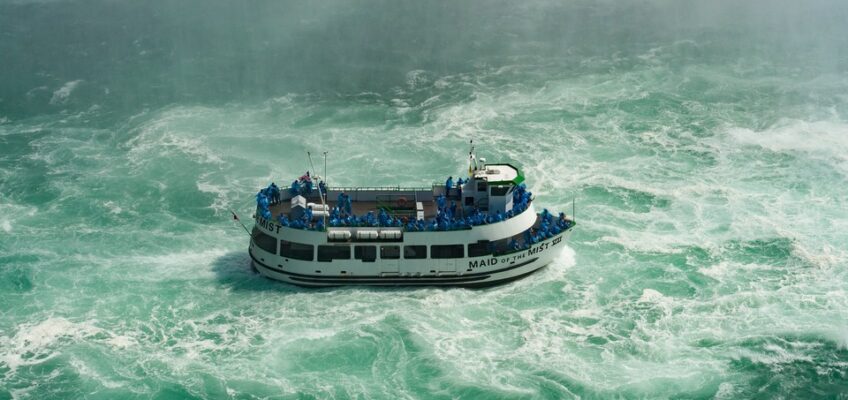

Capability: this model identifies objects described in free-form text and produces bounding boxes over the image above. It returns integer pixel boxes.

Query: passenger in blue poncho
[344,194,352,215]
[290,180,300,195]
[268,183,280,204]
[445,176,453,196]
[437,195,446,211]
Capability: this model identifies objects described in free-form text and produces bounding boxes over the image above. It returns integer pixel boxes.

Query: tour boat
[246,148,575,287]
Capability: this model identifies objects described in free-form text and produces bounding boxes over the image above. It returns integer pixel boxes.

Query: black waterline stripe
[272,265,548,288]
[288,275,491,284]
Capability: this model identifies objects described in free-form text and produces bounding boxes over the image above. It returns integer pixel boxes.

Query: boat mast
[323,151,328,188]
[307,151,328,228]
[468,139,476,176]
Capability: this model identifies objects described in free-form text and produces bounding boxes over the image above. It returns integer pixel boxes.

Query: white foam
[728,119,848,175]
[125,107,225,166]
[0,317,102,373]
[0,200,37,233]
[638,288,665,303]
[103,200,123,215]
[69,357,124,389]
[197,180,230,213]
[405,70,431,89]
[122,249,230,280]
[49,80,83,105]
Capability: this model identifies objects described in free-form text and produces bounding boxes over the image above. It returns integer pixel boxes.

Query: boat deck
[268,197,450,220]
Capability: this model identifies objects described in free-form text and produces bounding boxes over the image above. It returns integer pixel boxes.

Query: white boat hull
[249,229,572,288]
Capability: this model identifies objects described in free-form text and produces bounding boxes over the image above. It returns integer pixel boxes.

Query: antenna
[323,151,328,188]
[468,139,478,175]
[572,198,575,223]
[307,151,328,228]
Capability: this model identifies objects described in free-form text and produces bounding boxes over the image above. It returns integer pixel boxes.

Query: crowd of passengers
[255,172,325,220]
[254,174,567,238]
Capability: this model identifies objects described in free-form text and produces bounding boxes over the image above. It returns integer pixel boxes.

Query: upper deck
[254,157,535,234]
[270,186,443,221]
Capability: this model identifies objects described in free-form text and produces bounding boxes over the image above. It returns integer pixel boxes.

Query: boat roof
[472,163,525,186]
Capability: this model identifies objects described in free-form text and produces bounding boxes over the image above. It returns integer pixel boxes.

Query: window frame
[404,245,427,259]
[317,245,351,262]
[280,240,314,261]
[490,186,509,196]
[354,246,377,263]
[431,244,464,259]
[468,241,492,258]
[251,227,278,254]
[380,245,400,260]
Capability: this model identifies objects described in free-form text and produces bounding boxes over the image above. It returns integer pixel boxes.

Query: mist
[1,0,847,118]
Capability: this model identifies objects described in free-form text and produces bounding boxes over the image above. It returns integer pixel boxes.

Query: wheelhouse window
[280,240,314,261]
[404,245,427,259]
[251,227,277,254]
[354,246,377,262]
[431,244,464,259]
[318,245,351,262]
[468,241,492,258]
[490,186,509,196]
[380,245,400,260]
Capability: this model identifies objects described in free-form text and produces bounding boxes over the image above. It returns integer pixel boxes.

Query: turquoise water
[2,1,848,398]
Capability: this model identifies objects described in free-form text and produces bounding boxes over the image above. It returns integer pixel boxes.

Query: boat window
[252,227,277,254]
[354,246,376,262]
[468,241,492,257]
[380,245,400,260]
[431,244,464,259]
[490,186,509,196]
[404,245,427,259]
[280,240,314,261]
[492,238,510,254]
[477,181,487,191]
[317,245,351,262]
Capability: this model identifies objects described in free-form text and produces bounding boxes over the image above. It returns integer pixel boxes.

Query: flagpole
[231,209,251,236]
[307,151,328,228]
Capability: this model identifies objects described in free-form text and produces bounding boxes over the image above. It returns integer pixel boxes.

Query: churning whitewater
[1,0,848,398]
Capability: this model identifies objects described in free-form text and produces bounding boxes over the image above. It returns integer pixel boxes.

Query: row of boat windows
[252,228,490,261]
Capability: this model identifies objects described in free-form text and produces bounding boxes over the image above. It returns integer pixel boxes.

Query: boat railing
[329,185,434,192]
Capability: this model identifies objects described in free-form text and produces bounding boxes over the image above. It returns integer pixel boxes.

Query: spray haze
[1,0,847,398]
[1,0,846,117]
